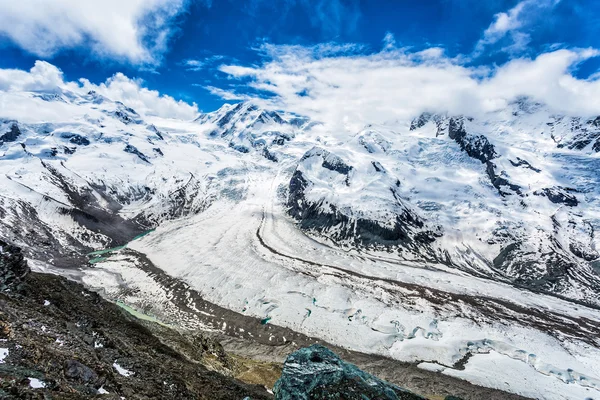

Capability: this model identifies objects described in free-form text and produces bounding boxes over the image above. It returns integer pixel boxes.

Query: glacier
[1,87,600,399]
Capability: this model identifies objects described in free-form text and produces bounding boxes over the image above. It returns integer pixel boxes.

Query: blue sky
[0,0,599,112]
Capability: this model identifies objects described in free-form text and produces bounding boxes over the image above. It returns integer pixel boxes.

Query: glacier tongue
[1,90,600,399]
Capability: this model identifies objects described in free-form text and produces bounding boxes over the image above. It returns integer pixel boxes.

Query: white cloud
[474,0,560,56]
[204,86,249,101]
[78,74,198,120]
[0,0,189,64]
[303,0,361,38]
[0,61,198,120]
[181,55,225,71]
[214,42,600,132]
[183,60,205,71]
[0,62,65,92]
[382,32,396,50]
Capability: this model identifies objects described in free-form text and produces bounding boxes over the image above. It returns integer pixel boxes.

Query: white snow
[28,378,46,388]
[417,362,446,373]
[98,386,110,394]
[0,348,8,363]
[444,351,598,400]
[113,361,134,377]
[1,89,600,400]
[43,300,50,306]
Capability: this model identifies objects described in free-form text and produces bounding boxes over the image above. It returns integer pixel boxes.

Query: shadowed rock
[274,344,427,400]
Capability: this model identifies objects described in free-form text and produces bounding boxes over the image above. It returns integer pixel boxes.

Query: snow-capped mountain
[285,99,600,305]
[1,89,600,399]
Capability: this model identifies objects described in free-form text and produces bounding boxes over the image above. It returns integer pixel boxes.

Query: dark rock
[254,110,285,126]
[509,157,541,173]
[147,124,164,140]
[61,133,90,146]
[0,243,272,399]
[229,142,250,153]
[262,147,278,162]
[124,144,150,163]
[589,116,600,128]
[301,147,353,176]
[0,123,21,146]
[410,112,434,131]
[271,134,291,146]
[556,116,600,151]
[288,151,440,249]
[64,360,99,384]
[533,187,578,207]
[372,161,385,172]
[63,146,77,155]
[0,240,30,292]
[114,111,136,125]
[486,162,522,196]
[216,103,245,128]
[112,103,141,125]
[570,243,599,261]
[448,117,497,163]
[274,344,426,400]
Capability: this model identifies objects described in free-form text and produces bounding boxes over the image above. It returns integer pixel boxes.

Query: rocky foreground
[0,240,276,399]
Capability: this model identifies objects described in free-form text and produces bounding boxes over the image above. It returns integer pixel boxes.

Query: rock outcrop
[0,243,272,399]
[274,344,430,400]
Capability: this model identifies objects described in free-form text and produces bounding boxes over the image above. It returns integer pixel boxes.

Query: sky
[0,0,599,125]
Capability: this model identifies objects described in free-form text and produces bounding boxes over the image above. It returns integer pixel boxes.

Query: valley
[1,90,599,399]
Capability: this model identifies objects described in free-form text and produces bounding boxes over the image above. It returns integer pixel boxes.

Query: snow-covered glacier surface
[1,90,600,399]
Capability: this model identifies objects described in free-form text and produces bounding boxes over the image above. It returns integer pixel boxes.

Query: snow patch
[0,348,8,363]
[28,378,46,389]
[113,361,134,377]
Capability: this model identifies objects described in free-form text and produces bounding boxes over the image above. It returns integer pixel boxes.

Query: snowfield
[1,88,600,399]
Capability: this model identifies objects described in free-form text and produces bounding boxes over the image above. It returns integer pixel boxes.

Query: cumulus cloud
[78,74,198,119]
[0,62,65,92]
[0,61,198,120]
[0,0,189,64]
[213,42,600,132]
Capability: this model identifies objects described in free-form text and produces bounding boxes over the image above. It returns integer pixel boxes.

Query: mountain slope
[0,240,274,399]
[1,89,600,399]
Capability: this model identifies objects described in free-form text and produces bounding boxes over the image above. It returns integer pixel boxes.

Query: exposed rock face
[287,147,441,250]
[0,243,272,399]
[301,147,354,176]
[533,187,578,207]
[0,123,22,146]
[273,345,428,400]
[509,157,541,173]
[124,144,151,163]
[447,117,498,163]
[0,240,29,292]
[554,115,600,152]
[61,133,91,146]
[485,161,522,196]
